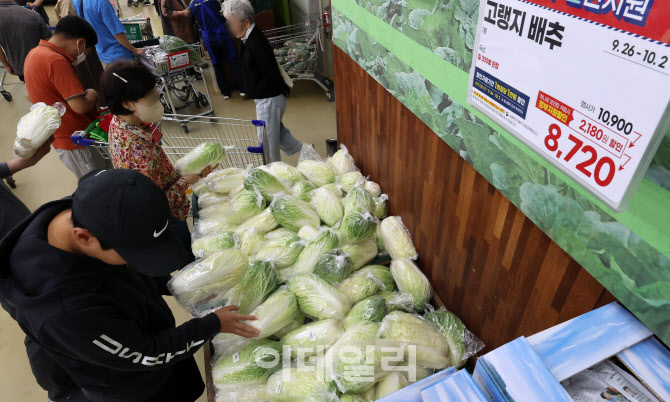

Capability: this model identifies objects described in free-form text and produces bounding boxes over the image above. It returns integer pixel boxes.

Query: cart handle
[71,131,95,147]
[247,143,264,154]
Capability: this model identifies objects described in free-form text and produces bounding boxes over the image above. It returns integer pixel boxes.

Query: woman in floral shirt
[100,61,211,257]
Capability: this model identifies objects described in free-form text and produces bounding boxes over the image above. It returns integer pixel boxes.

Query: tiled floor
[0,4,337,401]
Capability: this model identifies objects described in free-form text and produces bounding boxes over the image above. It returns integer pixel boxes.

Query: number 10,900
[544,124,616,187]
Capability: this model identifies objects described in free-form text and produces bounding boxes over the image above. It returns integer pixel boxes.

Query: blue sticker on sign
[473,67,530,118]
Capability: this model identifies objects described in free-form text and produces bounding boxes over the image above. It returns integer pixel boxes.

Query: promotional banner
[467,0,670,211]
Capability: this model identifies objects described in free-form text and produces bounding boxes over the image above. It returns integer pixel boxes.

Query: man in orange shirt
[23,16,109,179]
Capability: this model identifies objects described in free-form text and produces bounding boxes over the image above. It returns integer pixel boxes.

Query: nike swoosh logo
[154,220,169,237]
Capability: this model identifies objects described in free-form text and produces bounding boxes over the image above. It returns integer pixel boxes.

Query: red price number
[544,124,616,187]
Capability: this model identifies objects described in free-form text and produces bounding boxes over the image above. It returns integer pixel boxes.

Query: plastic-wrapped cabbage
[332,338,401,393]
[344,186,374,213]
[265,227,298,241]
[226,260,277,314]
[205,168,244,194]
[215,383,269,402]
[297,225,319,241]
[375,372,408,399]
[425,310,484,369]
[313,249,353,284]
[169,250,248,310]
[373,195,388,220]
[340,209,377,244]
[198,202,232,221]
[272,311,305,339]
[287,274,351,320]
[291,180,315,202]
[234,208,278,235]
[266,366,338,402]
[339,394,367,402]
[379,312,449,369]
[341,240,378,271]
[238,228,265,256]
[342,295,388,330]
[224,190,266,225]
[14,103,62,158]
[244,167,287,201]
[212,287,299,359]
[174,142,226,175]
[197,192,228,210]
[212,339,282,389]
[363,181,382,198]
[267,161,302,184]
[289,228,339,277]
[311,187,344,227]
[254,235,304,269]
[378,292,414,313]
[297,160,336,187]
[375,223,386,252]
[322,183,344,198]
[191,231,237,258]
[320,322,381,387]
[270,195,320,232]
[192,179,209,197]
[380,216,418,260]
[397,360,433,383]
[340,171,364,193]
[390,259,431,312]
[159,34,187,51]
[193,218,237,239]
[281,319,344,358]
[328,145,357,176]
[338,265,395,305]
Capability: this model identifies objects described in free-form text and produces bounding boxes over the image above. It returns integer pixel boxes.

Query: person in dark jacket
[0,169,260,402]
[223,0,303,162]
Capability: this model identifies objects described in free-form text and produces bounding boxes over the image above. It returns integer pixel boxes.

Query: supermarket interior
[0,0,670,401]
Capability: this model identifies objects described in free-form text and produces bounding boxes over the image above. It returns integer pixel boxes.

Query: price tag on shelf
[167,50,191,71]
[467,0,670,212]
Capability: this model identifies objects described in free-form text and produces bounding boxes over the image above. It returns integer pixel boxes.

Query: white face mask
[133,100,164,124]
[72,40,86,66]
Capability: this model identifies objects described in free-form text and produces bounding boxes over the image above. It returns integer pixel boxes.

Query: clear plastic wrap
[222,189,266,225]
[197,192,229,210]
[378,311,450,370]
[255,234,305,270]
[287,228,339,279]
[342,295,388,330]
[389,259,432,312]
[338,265,395,305]
[363,181,382,198]
[198,202,232,221]
[298,159,336,188]
[270,194,320,232]
[380,216,418,260]
[281,319,344,359]
[372,195,389,220]
[265,366,339,402]
[191,231,238,258]
[343,185,374,213]
[297,225,319,241]
[424,309,484,369]
[320,322,381,385]
[340,171,364,193]
[193,217,238,239]
[205,167,244,194]
[340,209,378,245]
[174,142,226,175]
[272,310,305,339]
[191,179,210,197]
[297,143,324,163]
[243,166,288,202]
[212,339,282,391]
[312,249,353,284]
[375,372,409,400]
[233,208,279,235]
[238,228,265,256]
[212,287,299,360]
[168,250,248,312]
[341,240,378,271]
[291,180,316,202]
[215,383,269,402]
[225,260,277,314]
[287,273,351,320]
[265,227,298,241]
[14,102,64,158]
[311,186,344,227]
[378,291,415,313]
[322,183,344,198]
[327,144,359,177]
[331,339,402,393]
[266,161,303,185]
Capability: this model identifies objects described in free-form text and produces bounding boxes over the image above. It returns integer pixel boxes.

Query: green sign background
[331,0,670,346]
[124,23,143,41]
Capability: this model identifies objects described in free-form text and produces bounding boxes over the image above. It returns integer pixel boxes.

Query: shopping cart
[0,63,12,102]
[265,21,335,102]
[70,114,269,169]
[137,44,214,132]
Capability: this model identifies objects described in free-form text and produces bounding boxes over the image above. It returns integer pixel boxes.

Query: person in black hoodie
[222,0,303,162]
[0,169,260,402]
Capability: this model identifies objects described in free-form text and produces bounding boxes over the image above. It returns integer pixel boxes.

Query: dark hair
[54,16,98,48]
[600,393,609,400]
[624,386,631,391]
[100,61,157,116]
[71,209,111,250]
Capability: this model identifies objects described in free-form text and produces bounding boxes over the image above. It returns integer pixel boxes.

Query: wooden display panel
[332,46,616,352]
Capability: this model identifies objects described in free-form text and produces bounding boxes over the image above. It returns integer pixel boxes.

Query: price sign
[124,23,143,41]
[167,50,191,70]
[467,0,670,212]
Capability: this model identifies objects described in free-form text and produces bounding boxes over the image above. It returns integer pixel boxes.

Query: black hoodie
[0,199,221,402]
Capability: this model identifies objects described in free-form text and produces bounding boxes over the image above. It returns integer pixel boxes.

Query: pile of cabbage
[168,145,483,402]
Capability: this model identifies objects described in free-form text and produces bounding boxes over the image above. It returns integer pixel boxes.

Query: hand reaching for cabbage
[183,164,216,185]
[213,305,260,338]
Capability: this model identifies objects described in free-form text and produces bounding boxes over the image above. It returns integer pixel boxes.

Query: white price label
[467,0,670,211]
[167,50,191,70]
[232,353,239,363]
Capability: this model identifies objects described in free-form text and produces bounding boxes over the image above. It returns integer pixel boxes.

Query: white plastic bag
[13,102,65,158]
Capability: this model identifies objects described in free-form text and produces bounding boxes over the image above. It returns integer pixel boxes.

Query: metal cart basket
[70,114,269,170]
[121,16,157,43]
[265,21,335,102]
[137,44,214,132]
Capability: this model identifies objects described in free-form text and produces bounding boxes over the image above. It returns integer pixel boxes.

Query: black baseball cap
[72,169,191,276]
